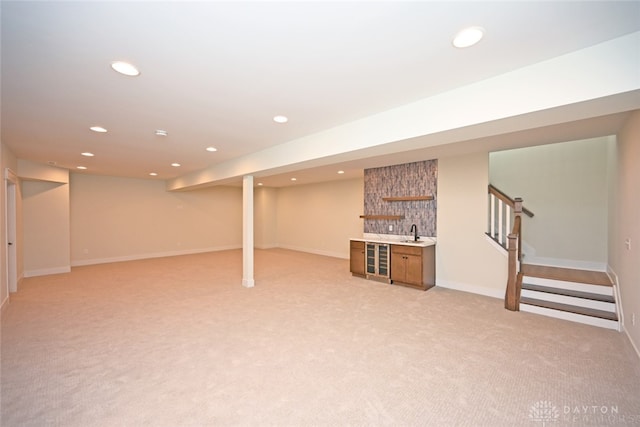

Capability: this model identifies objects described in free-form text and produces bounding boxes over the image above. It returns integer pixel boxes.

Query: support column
[242,175,255,288]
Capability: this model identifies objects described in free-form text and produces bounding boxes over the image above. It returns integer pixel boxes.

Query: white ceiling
[2,1,640,187]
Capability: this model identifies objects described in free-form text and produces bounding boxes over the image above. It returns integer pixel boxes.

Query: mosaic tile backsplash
[363,159,437,236]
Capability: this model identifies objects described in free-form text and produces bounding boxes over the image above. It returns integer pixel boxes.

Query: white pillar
[242,175,255,288]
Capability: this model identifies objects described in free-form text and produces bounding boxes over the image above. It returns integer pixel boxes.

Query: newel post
[505,233,519,311]
[513,198,523,215]
[513,197,523,262]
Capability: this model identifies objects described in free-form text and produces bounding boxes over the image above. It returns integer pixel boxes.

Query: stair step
[520,289,615,312]
[521,264,612,286]
[520,303,619,330]
[521,283,614,303]
[522,276,613,296]
[520,297,618,321]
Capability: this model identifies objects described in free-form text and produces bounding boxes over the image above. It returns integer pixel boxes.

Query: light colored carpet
[2,249,639,426]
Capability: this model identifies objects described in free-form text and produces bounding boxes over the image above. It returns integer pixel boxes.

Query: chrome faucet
[410,224,419,241]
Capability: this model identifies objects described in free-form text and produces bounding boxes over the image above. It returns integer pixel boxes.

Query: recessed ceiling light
[206,147,217,152]
[77,166,87,170]
[273,115,288,124]
[155,129,168,137]
[81,152,94,157]
[111,61,140,76]
[290,177,297,181]
[90,126,107,133]
[171,163,181,167]
[453,26,485,48]
[257,182,263,186]
[337,170,345,174]
[149,172,158,176]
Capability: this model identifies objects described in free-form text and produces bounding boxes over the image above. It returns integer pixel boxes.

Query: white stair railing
[487,185,533,249]
[488,188,514,248]
[488,185,536,311]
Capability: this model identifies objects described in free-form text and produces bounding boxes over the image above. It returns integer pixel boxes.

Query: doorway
[5,168,18,294]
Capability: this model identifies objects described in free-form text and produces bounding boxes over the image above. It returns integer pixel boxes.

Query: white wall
[276,178,364,259]
[611,111,640,356]
[490,137,612,269]
[70,173,243,265]
[437,152,508,298]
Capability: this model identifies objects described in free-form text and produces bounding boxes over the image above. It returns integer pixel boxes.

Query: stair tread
[521,264,612,286]
[521,283,614,303]
[521,297,618,321]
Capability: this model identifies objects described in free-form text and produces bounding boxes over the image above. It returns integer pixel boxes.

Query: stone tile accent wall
[363,160,437,236]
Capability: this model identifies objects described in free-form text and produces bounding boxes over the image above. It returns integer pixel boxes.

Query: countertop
[350,234,436,247]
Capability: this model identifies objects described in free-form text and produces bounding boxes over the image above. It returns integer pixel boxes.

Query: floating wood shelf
[359,215,405,220]
[382,196,433,202]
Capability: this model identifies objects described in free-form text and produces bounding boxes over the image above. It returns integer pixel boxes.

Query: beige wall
[14,142,629,319]
[436,152,508,298]
[70,173,243,265]
[276,178,364,258]
[490,137,612,269]
[255,186,278,249]
[18,159,69,183]
[65,157,509,299]
[16,161,70,278]
[611,111,640,354]
[273,159,509,298]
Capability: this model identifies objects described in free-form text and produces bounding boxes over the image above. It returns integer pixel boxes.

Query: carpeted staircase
[519,264,619,330]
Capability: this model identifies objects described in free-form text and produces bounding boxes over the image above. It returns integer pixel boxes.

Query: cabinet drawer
[350,240,365,249]
[391,245,422,256]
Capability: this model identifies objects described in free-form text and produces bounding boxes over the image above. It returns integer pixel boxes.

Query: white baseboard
[70,245,242,267]
[71,245,346,268]
[24,266,71,278]
[624,328,640,361]
[436,279,504,300]
[1,295,10,315]
[255,244,278,250]
[607,266,624,332]
[277,244,348,260]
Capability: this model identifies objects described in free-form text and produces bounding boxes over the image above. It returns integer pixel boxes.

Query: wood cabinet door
[390,252,406,282]
[350,242,366,275]
[404,254,423,286]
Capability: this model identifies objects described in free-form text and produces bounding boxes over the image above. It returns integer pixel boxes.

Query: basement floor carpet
[2,249,639,426]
